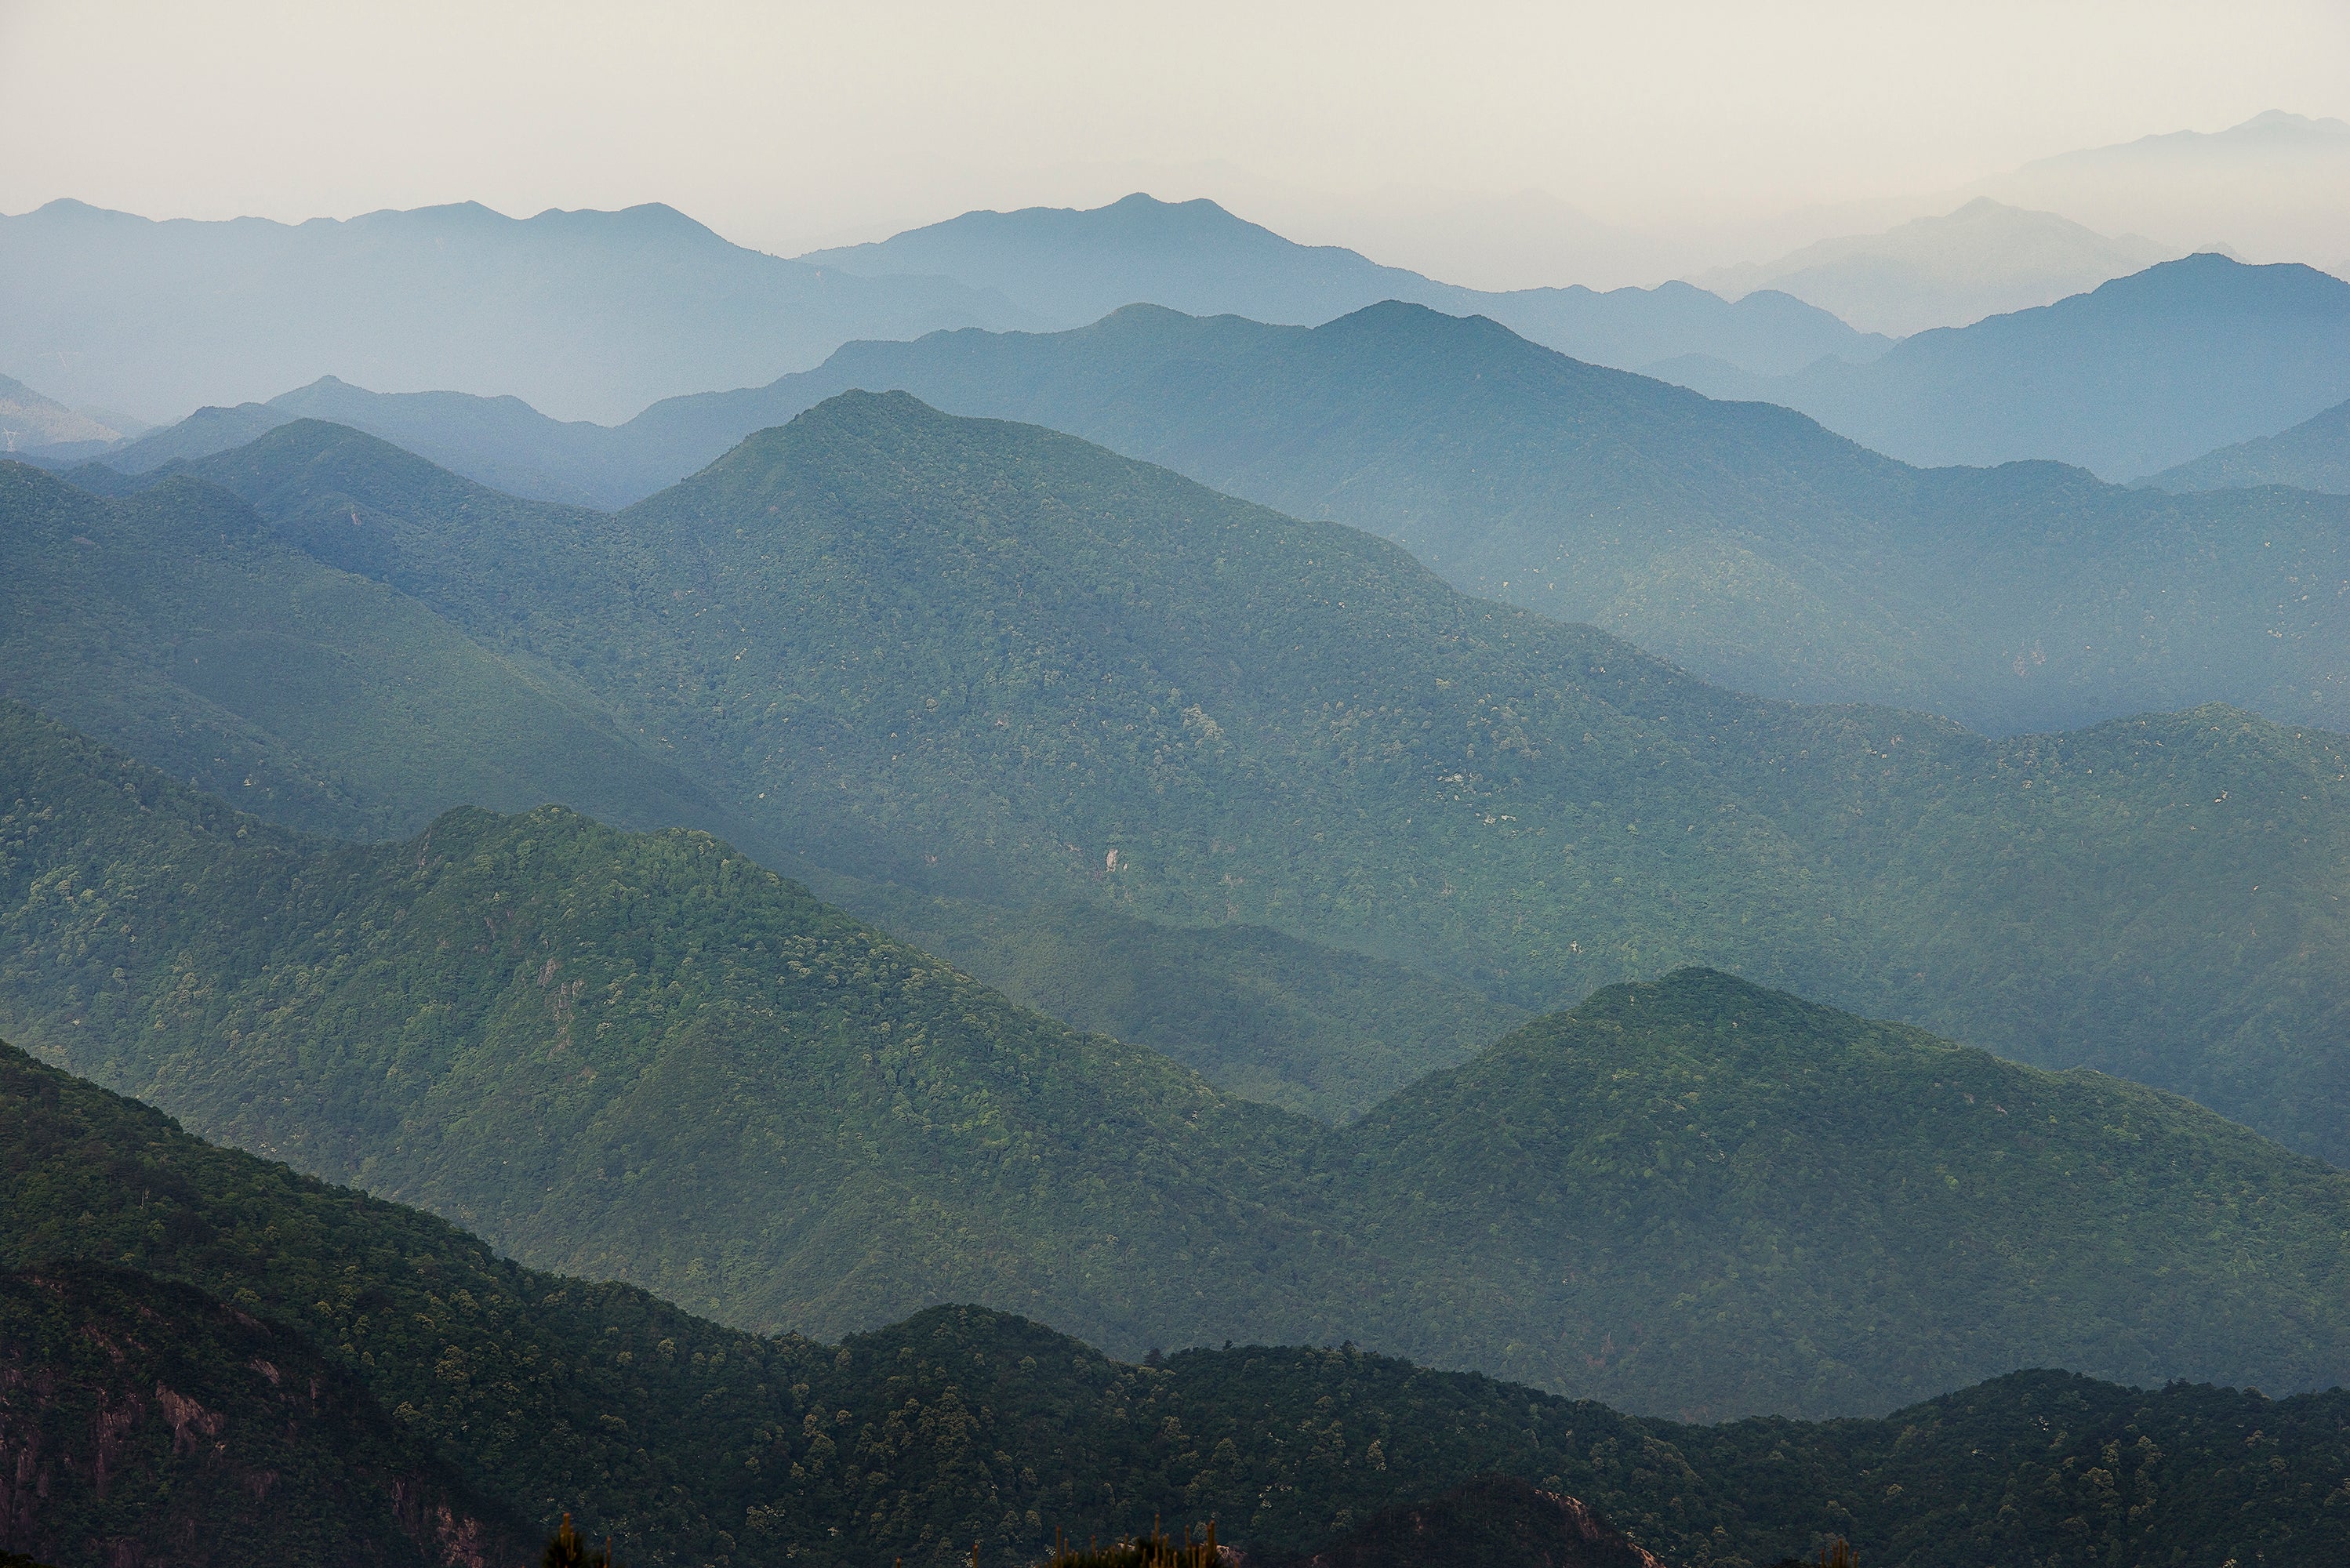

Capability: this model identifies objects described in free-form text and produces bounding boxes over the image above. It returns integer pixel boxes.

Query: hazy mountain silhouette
[0,371,122,456]
[801,191,1887,376]
[1974,109,2350,263]
[94,376,635,508]
[2150,394,2350,495]
[1665,254,2350,477]
[1693,198,2176,335]
[0,198,1041,423]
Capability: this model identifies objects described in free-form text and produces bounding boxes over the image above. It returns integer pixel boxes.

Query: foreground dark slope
[0,1265,525,1568]
[8,1042,2350,1568]
[9,707,2350,1419]
[159,406,2350,1163]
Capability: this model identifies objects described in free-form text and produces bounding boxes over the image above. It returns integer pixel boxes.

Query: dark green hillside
[152,404,2350,1164]
[0,459,727,843]
[1338,971,2350,1416]
[0,1265,525,1568]
[8,1036,2350,1566]
[10,706,2350,1421]
[2150,394,2350,495]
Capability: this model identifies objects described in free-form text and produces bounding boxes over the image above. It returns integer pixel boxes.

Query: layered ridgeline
[9,707,2350,1421]
[96,403,2350,1163]
[794,191,1885,375]
[0,1265,525,1568]
[0,198,1037,425]
[9,1044,2350,1568]
[114,303,2350,732]
[1665,254,2350,480]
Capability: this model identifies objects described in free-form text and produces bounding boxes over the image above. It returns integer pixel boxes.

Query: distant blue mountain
[801,192,1888,377]
[0,198,1039,424]
[1665,254,2350,479]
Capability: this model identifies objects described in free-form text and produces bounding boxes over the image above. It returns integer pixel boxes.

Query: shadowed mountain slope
[9,707,2350,1421]
[120,405,2350,1166]
[2150,394,2350,495]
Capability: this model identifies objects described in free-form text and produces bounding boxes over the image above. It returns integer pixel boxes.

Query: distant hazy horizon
[5,0,2348,289]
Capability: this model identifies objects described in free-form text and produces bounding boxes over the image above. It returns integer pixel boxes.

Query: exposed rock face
[0,1265,524,1568]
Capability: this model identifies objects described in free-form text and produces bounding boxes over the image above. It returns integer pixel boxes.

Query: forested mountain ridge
[6,1036,2350,1568]
[125,299,2350,734]
[627,301,2350,734]
[125,405,2350,1167]
[0,703,1339,1359]
[2149,394,2350,495]
[9,706,2350,1421]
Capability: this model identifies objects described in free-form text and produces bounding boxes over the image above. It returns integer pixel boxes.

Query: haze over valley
[5,5,2350,1568]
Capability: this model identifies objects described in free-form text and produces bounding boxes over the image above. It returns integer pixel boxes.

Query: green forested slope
[829,884,1526,1121]
[0,1265,525,1568]
[151,406,2350,1164]
[0,705,1333,1356]
[0,459,730,843]
[5,1040,2350,1568]
[8,706,2350,1420]
[1338,971,2350,1415]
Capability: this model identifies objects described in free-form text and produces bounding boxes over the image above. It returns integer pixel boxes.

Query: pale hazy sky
[5,0,2348,284]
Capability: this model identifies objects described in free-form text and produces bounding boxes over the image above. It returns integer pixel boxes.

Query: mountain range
[0,198,1040,424]
[1690,198,2177,336]
[11,1036,2350,1568]
[76,302,2350,736]
[9,702,2350,1430]
[9,395,2350,1177]
[798,193,1888,378]
[1659,252,2350,478]
[1,194,1884,437]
